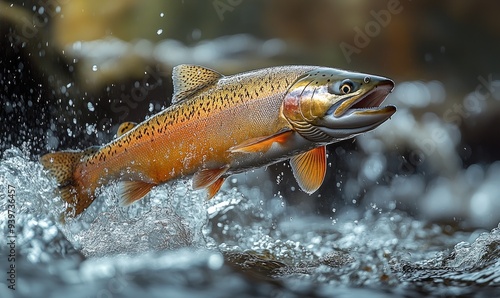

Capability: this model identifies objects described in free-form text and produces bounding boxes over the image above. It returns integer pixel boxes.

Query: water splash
[61,179,210,257]
[0,147,209,259]
[2,146,500,297]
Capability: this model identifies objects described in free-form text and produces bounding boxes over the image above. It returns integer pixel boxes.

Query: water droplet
[207,253,224,270]
[157,29,163,35]
[191,28,201,40]
[87,102,95,112]
[92,65,98,72]
[86,123,96,135]
[160,12,164,17]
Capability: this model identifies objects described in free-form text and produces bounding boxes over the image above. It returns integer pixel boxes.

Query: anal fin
[289,146,327,194]
[119,180,157,206]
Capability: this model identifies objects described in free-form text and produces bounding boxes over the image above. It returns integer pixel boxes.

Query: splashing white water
[0,147,210,257]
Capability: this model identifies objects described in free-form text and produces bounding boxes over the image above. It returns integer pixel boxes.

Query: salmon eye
[328,79,358,95]
[340,81,354,94]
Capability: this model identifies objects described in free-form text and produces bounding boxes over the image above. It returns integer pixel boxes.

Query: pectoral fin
[289,146,327,194]
[119,180,157,206]
[229,130,293,154]
[192,166,229,198]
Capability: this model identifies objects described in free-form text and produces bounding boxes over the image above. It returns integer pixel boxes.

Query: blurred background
[1,0,500,228]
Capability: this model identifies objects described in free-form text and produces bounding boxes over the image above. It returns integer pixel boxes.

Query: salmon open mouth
[316,79,396,138]
[350,81,394,111]
[333,80,395,117]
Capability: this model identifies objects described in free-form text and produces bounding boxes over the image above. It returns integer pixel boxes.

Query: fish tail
[40,149,96,219]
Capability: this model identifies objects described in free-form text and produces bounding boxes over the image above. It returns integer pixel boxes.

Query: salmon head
[281,67,396,143]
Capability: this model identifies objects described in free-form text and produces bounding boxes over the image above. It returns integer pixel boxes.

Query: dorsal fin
[172,64,223,103]
[116,122,137,137]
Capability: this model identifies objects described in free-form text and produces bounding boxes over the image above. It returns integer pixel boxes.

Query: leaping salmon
[41,64,396,218]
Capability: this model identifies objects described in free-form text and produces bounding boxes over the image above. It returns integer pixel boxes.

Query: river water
[1,143,500,297]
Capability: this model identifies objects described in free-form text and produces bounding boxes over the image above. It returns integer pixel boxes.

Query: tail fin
[40,148,97,219]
